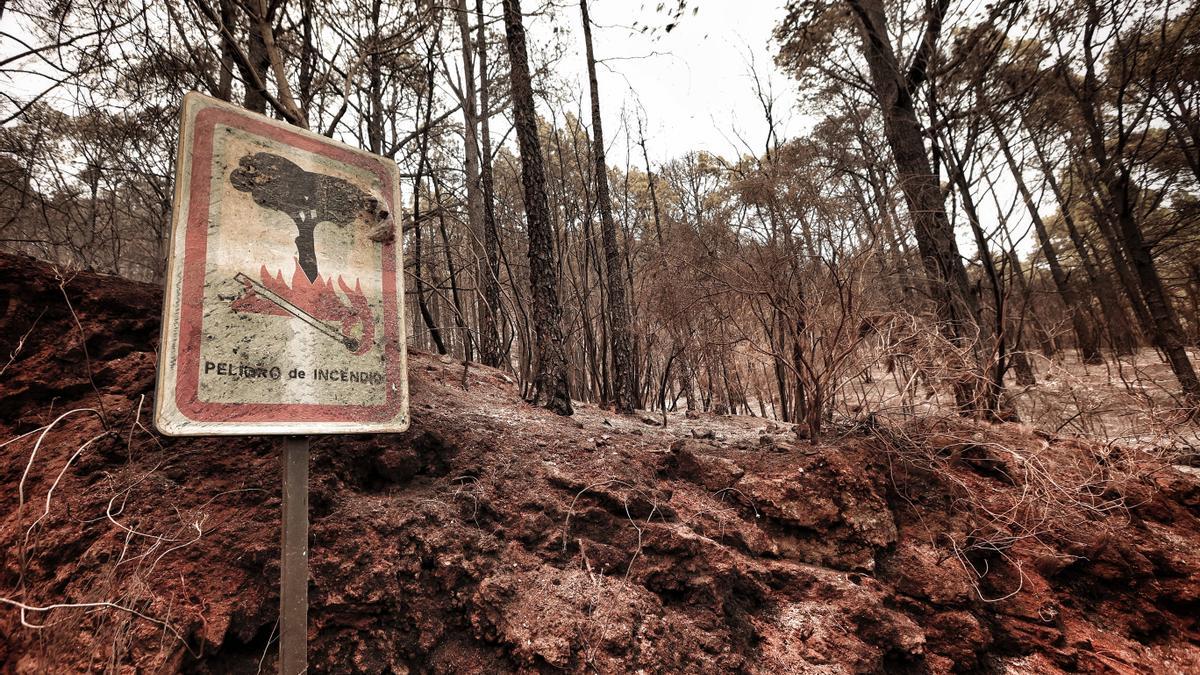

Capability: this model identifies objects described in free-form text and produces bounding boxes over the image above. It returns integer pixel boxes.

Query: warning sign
[155,93,409,435]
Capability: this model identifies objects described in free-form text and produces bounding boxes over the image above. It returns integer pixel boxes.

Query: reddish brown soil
[1,251,1198,674]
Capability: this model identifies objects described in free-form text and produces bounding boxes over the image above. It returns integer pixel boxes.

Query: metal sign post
[280,436,309,674]
[153,92,409,673]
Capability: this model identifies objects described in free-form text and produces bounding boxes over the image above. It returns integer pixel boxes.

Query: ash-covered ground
[1,252,1198,673]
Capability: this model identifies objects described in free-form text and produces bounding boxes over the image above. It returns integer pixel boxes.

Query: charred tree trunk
[239,2,271,114]
[638,123,664,246]
[932,84,1002,414]
[993,116,1102,364]
[216,0,236,101]
[476,0,504,368]
[1082,183,1156,332]
[1188,263,1200,345]
[944,150,1003,412]
[366,0,384,154]
[455,0,485,364]
[580,0,636,413]
[413,40,446,355]
[434,179,473,361]
[1071,8,1200,401]
[846,0,982,410]
[678,346,698,413]
[1109,174,1200,400]
[412,185,446,356]
[502,0,573,415]
[1005,248,1057,358]
[1023,121,1136,355]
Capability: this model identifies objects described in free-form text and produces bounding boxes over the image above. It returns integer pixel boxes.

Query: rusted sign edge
[154,92,409,436]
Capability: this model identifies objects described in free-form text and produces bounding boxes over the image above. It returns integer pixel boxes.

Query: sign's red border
[174,107,402,423]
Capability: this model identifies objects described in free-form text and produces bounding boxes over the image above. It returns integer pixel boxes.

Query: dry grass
[835,342,1200,453]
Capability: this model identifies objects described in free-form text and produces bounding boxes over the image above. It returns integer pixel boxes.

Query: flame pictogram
[231,260,374,355]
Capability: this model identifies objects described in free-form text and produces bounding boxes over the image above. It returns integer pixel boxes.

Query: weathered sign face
[155,92,409,435]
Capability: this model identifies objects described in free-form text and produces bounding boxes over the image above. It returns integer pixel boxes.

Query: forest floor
[1009,349,1200,445]
[817,339,1200,450]
[1,251,1199,674]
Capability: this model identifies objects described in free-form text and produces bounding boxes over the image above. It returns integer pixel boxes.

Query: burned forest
[1,0,1199,672]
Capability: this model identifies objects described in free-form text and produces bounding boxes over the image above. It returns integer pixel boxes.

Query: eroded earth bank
[1,253,1198,673]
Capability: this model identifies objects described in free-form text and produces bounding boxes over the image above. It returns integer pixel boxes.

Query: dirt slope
[1,252,1198,674]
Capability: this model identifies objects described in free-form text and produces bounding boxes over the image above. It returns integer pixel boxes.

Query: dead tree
[580,0,637,412]
[844,0,984,410]
[475,0,505,368]
[501,0,573,415]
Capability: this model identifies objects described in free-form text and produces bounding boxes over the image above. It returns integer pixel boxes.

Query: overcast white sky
[526,1,1028,255]
[526,0,801,164]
